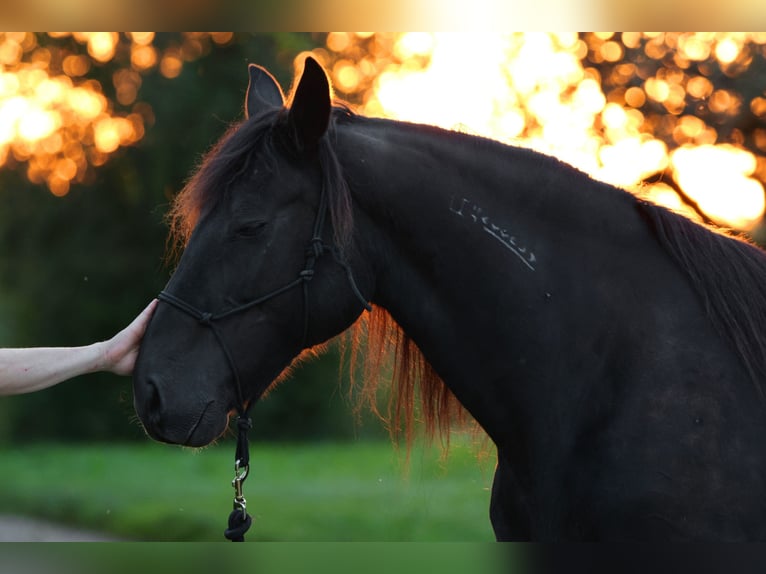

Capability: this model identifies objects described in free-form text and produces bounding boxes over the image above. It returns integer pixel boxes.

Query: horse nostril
[145,378,164,426]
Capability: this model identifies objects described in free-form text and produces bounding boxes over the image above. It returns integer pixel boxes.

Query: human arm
[0,299,157,396]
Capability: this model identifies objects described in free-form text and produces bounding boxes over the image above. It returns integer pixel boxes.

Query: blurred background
[1,32,765,540]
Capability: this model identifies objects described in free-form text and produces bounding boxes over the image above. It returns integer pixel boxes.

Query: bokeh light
[3,31,765,230]
[0,32,232,196]
[320,32,766,231]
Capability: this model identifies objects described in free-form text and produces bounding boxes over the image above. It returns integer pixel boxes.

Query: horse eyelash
[234,220,268,239]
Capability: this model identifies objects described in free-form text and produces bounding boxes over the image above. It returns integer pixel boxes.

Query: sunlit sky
[1,32,765,230]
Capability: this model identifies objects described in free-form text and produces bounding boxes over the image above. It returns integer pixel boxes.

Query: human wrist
[90,340,111,373]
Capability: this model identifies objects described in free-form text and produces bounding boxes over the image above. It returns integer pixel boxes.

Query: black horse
[134,57,766,541]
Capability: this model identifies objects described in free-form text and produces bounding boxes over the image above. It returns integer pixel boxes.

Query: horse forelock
[168,107,355,255]
[166,111,281,261]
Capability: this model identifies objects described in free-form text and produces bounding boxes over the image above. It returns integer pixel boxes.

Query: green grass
[0,439,496,541]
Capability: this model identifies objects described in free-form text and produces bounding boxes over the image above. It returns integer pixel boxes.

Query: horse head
[133,58,371,446]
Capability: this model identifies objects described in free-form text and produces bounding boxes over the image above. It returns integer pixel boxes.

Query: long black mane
[639,200,766,400]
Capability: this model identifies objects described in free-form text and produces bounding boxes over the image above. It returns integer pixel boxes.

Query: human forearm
[0,299,157,396]
[0,343,107,395]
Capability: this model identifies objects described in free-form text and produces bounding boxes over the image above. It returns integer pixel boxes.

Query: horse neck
[335,118,653,445]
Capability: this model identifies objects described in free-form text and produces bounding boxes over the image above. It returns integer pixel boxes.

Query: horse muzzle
[132,372,229,447]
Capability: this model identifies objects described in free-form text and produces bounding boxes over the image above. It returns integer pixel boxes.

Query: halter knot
[199,312,213,326]
[307,237,324,259]
[224,508,252,542]
[237,416,253,431]
[299,269,315,280]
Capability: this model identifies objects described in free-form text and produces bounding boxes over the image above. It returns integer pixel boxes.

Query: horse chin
[141,400,230,448]
[181,402,231,447]
[183,425,228,448]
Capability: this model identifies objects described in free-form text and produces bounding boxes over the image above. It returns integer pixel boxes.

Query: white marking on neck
[449,195,537,271]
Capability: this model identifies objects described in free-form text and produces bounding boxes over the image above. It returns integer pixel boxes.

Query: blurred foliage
[585,33,766,226]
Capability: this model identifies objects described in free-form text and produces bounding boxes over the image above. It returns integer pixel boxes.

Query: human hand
[101,299,158,376]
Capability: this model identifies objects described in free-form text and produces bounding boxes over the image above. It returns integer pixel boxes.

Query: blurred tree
[581,33,766,234]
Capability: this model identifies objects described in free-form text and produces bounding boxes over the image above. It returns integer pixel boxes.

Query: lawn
[0,438,497,541]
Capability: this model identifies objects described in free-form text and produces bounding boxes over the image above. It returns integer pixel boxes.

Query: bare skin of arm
[0,299,158,396]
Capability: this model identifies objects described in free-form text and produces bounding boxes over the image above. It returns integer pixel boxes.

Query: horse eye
[234,221,267,239]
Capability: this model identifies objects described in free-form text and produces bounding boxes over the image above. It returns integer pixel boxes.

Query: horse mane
[638,200,766,401]
[167,106,465,448]
[343,306,468,449]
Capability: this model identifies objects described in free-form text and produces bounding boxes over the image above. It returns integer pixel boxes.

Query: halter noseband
[155,182,370,541]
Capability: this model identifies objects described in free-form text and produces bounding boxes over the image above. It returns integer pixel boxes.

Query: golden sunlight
[322,32,766,230]
[0,32,222,196]
[672,145,765,229]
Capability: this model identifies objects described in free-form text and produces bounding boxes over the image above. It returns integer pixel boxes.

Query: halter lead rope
[223,415,253,542]
[156,183,370,541]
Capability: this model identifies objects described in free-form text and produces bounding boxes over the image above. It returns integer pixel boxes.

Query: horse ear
[287,56,331,150]
[245,63,285,119]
